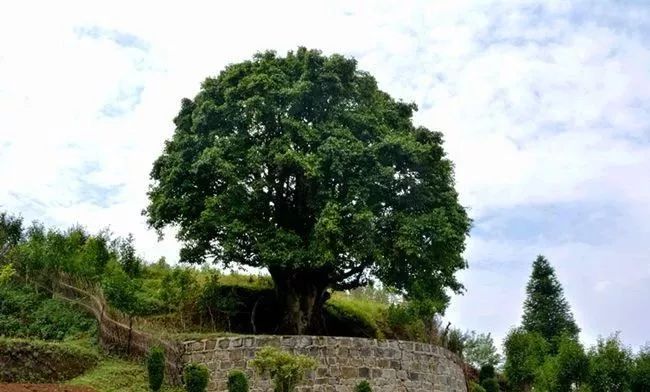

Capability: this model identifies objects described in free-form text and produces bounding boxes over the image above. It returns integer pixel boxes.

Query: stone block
[341,367,358,378]
[218,339,230,349]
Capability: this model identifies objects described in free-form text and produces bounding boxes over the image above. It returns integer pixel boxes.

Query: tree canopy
[522,255,579,345]
[145,47,471,333]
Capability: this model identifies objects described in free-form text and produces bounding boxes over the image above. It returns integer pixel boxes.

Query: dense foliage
[588,335,633,392]
[504,328,549,391]
[0,282,95,340]
[145,47,471,333]
[0,209,468,346]
[0,337,99,383]
[250,346,317,392]
[632,346,650,392]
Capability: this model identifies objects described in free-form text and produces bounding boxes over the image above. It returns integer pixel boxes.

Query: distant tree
[102,267,141,317]
[503,328,549,391]
[588,334,633,392]
[0,212,23,262]
[160,267,199,330]
[632,345,650,392]
[82,234,110,279]
[118,233,141,278]
[465,332,502,368]
[522,255,579,346]
[144,47,471,334]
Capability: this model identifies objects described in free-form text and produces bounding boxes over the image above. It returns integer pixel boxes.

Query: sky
[1,0,649,350]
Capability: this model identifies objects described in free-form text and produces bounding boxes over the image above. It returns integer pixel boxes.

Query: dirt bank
[0,385,96,392]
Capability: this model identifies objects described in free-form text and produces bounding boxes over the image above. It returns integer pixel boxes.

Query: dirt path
[0,385,96,392]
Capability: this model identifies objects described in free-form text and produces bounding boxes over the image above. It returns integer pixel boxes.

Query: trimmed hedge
[147,346,165,391]
[184,363,210,392]
[227,370,249,392]
[0,338,99,383]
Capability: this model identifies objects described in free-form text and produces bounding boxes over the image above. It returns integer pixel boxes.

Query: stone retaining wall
[182,335,467,392]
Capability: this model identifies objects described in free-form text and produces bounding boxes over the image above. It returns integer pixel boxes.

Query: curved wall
[182,335,467,392]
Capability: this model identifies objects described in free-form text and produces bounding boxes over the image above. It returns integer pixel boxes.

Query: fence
[51,275,186,385]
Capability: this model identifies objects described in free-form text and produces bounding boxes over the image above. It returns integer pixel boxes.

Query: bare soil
[0,385,96,392]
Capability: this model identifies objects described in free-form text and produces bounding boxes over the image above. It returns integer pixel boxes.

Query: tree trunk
[270,268,330,335]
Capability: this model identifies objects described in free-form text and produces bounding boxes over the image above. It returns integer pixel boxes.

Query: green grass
[215,272,273,289]
[326,292,388,338]
[67,357,184,392]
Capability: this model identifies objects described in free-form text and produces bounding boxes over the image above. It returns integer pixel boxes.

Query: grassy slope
[67,358,183,392]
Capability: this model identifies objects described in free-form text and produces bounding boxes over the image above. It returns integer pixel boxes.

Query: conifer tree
[522,255,579,344]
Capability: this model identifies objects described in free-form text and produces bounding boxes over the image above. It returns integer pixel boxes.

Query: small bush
[469,381,487,392]
[184,363,209,392]
[227,370,249,392]
[355,380,372,392]
[479,364,495,383]
[481,378,499,392]
[250,346,317,392]
[386,303,427,342]
[147,346,165,391]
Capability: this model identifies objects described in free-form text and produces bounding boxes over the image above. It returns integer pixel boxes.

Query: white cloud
[1,0,648,348]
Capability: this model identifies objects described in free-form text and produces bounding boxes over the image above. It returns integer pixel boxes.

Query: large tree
[145,48,471,334]
[522,255,579,345]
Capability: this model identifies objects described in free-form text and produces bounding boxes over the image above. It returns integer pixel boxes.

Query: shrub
[481,377,499,392]
[227,370,249,392]
[250,346,317,392]
[469,381,487,392]
[355,380,372,392]
[385,303,426,342]
[445,328,466,357]
[588,335,632,392]
[147,346,165,392]
[479,364,495,383]
[503,328,549,391]
[0,283,95,340]
[631,346,650,392]
[184,363,209,392]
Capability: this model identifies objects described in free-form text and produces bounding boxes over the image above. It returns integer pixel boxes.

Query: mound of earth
[0,385,96,392]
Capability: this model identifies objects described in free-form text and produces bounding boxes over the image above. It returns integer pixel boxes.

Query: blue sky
[1,0,649,350]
